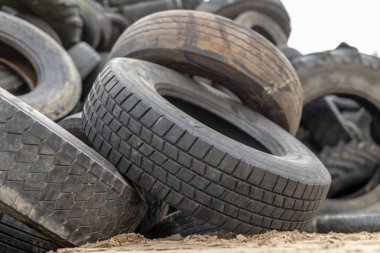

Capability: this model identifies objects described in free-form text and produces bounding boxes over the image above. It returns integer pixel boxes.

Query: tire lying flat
[83,58,330,235]
[109,10,302,135]
[0,87,145,247]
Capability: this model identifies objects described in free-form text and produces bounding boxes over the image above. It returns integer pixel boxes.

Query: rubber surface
[58,112,91,146]
[110,10,302,135]
[279,46,302,61]
[0,12,81,120]
[0,63,26,95]
[0,87,145,246]
[83,58,330,235]
[68,42,102,80]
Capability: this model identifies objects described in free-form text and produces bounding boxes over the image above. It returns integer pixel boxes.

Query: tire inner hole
[163,96,271,154]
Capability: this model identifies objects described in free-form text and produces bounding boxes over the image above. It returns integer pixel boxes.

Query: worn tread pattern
[319,141,380,198]
[83,59,330,235]
[0,88,145,246]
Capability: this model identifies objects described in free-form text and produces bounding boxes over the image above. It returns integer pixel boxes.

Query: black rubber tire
[181,0,203,10]
[107,12,130,50]
[148,211,217,238]
[319,141,380,198]
[0,213,59,253]
[120,0,178,23]
[82,58,330,235]
[68,42,102,80]
[0,63,26,95]
[79,0,102,49]
[58,112,90,146]
[15,0,83,48]
[110,10,302,135]
[234,10,288,46]
[16,13,62,45]
[0,87,145,246]
[82,52,109,101]
[0,12,81,120]
[196,0,291,38]
[278,46,302,61]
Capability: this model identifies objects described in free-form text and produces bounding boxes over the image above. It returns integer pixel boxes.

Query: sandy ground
[56,231,380,253]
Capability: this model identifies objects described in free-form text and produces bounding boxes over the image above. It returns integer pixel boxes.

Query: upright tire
[0,87,145,246]
[0,12,81,120]
[83,58,330,235]
[110,10,302,135]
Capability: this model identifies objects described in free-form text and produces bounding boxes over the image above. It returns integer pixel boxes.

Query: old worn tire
[0,87,145,246]
[0,63,26,95]
[58,112,91,146]
[16,0,83,48]
[82,52,109,101]
[279,46,302,61]
[0,212,59,253]
[319,141,380,198]
[110,10,302,135]
[234,10,288,46]
[0,12,81,120]
[148,211,217,238]
[68,42,102,80]
[197,0,291,38]
[83,58,330,234]
[79,0,102,49]
[181,0,202,10]
[292,48,380,110]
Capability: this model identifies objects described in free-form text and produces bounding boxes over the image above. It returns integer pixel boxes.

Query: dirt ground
[56,231,380,253]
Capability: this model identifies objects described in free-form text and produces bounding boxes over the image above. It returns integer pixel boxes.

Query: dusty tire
[148,211,217,238]
[197,0,291,38]
[79,0,102,49]
[234,10,288,46]
[0,213,59,253]
[110,10,302,135]
[83,58,330,235]
[16,0,83,48]
[0,12,81,120]
[319,141,380,198]
[0,63,26,95]
[68,42,102,80]
[0,87,145,246]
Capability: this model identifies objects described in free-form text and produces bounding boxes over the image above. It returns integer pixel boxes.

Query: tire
[16,0,83,48]
[181,0,203,10]
[110,10,302,135]
[0,213,58,253]
[16,13,62,45]
[58,112,91,146]
[234,10,288,46]
[148,211,217,238]
[0,87,145,246]
[0,13,81,120]
[106,12,130,49]
[79,0,102,49]
[278,46,302,61]
[68,42,102,80]
[196,0,291,38]
[82,58,330,235]
[319,141,380,198]
[0,63,26,95]
[82,52,109,101]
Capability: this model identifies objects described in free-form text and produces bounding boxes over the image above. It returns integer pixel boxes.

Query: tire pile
[0,0,378,252]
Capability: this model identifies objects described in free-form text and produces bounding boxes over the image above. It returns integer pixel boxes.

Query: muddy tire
[197,0,291,38]
[0,88,145,246]
[83,58,330,235]
[110,10,302,135]
[0,12,81,120]
[148,211,217,238]
[17,0,83,48]
[234,10,288,46]
[0,213,59,253]
[0,63,26,95]
[68,42,102,80]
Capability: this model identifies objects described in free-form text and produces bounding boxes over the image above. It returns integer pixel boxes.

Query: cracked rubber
[82,58,330,235]
[110,10,302,135]
[0,12,81,120]
[319,141,380,198]
[0,212,58,253]
[0,87,145,246]
[196,0,291,38]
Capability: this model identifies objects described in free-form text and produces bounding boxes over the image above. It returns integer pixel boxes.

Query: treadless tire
[82,58,330,235]
[292,48,380,109]
[0,212,58,253]
[234,10,288,46]
[319,141,380,198]
[197,0,291,38]
[0,12,81,120]
[148,211,217,238]
[16,0,83,48]
[0,63,26,95]
[68,42,102,80]
[110,10,302,135]
[0,87,145,246]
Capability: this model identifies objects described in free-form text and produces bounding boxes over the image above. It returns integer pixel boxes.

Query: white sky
[282,0,380,55]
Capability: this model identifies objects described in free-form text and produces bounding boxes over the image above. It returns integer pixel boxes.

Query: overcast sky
[282,0,380,55]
